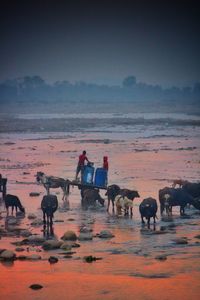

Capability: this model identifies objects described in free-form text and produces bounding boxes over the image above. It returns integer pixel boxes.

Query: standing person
[103,156,109,186]
[103,156,109,171]
[75,150,89,181]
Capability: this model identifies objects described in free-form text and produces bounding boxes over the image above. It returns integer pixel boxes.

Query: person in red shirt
[75,150,89,180]
[103,156,109,171]
[103,156,109,186]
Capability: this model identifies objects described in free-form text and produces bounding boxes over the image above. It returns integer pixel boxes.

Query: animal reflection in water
[36,171,70,201]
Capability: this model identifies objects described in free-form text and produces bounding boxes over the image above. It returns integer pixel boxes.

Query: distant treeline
[0,75,199,104]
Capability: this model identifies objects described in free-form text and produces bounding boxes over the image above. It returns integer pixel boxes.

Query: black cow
[159,187,194,216]
[82,189,105,209]
[139,197,158,225]
[4,194,25,215]
[182,182,200,198]
[41,195,58,224]
[106,184,121,212]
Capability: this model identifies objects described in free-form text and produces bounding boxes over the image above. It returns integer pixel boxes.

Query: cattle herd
[2,177,200,227]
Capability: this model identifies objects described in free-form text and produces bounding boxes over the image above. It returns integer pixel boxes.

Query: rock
[7,218,18,225]
[43,240,63,250]
[17,255,27,260]
[20,230,32,237]
[78,232,93,241]
[60,243,72,250]
[29,284,43,290]
[155,255,167,261]
[27,254,41,261]
[30,218,43,226]
[28,235,45,244]
[194,234,200,239]
[98,230,115,238]
[172,237,188,245]
[83,255,102,263]
[29,192,40,197]
[79,226,93,233]
[61,231,77,241]
[15,247,25,252]
[71,242,81,248]
[28,213,37,219]
[48,256,58,264]
[0,249,6,254]
[0,250,16,261]
[54,219,64,223]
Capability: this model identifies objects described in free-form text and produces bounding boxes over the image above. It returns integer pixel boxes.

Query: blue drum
[82,165,95,184]
[94,168,108,187]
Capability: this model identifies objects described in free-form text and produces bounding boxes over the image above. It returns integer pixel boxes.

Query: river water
[0,112,200,299]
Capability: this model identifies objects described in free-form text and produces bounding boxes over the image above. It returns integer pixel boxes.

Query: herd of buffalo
[2,176,200,227]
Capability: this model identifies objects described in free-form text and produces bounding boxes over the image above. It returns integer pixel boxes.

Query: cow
[36,171,71,201]
[119,189,140,215]
[4,194,25,215]
[115,195,133,216]
[159,187,194,216]
[41,194,58,224]
[182,182,200,198]
[139,197,158,226]
[81,189,105,209]
[105,184,121,212]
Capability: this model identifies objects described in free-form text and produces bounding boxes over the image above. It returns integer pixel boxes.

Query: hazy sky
[0,0,199,87]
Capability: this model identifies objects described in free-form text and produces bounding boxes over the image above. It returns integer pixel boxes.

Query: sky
[0,0,200,87]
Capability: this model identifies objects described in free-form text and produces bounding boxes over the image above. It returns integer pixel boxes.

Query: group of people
[75,150,108,181]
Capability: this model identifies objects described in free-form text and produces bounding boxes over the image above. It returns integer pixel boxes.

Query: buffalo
[139,197,158,225]
[41,194,58,224]
[106,184,121,212]
[5,194,25,215]
[182,182,200,198]
[81,189,105,209]
[159,187,194,216]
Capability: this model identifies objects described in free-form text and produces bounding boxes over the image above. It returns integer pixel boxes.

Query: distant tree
[122,76,137,88]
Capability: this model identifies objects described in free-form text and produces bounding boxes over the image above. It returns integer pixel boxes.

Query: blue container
[82,165,95,184]
[94,168,108,187]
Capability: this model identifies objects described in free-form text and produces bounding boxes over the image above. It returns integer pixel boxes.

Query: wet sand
[0,118,200,300]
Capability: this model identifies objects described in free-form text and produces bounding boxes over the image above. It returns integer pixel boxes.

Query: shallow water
[0,117,200,299]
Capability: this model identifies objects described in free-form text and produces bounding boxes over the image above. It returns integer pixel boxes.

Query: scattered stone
[20,230,32,237]
[0,250,16,261]
[43,240,63,250]
[63,255,73,259]
[17,255,27,260]
[54,219,64,223]
[61,231,77,241]
[79,226,92,233]
[29,192,40,197]
[155,254,167,261]
[28,235,45,244]
[83,255,103,263]
[29,284,43,290]
[60,243,72,250]
[15,247,25,252]
[78,232,93,241]
[27,254,41,261]
[28,213,37,219]
[194,235,200,239]
[7,218,18,226]
[172,237,188,245]
[30,218,43,226]
[98,230,115,238]
[48,256,58,264]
